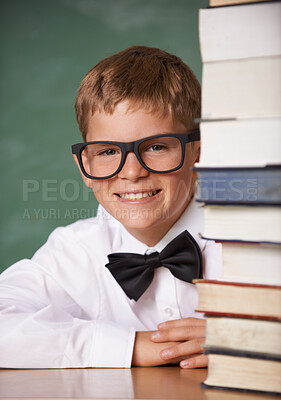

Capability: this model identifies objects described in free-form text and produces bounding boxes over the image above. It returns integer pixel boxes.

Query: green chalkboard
[0,0,208,273]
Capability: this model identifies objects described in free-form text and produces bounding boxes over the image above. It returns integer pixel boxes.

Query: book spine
[203,346,281,361]
[195,168,281,204]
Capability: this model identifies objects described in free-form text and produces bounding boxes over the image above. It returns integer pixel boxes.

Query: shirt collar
[97,197,205,255]
[97,206,148,254]
[153,197,205,253]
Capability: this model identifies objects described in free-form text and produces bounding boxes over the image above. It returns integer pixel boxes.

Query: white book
[196,118,281,167]
[221,242,281,286]
[205,316,281,356]
[201,56,281,119]
[199,2,281,62]
[202,205,281,243]
[203,354,281,394]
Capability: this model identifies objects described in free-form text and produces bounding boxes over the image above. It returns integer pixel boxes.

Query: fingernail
[181,360,190,368]
[151,332,160,340]
[161,349,173,359]
[158,322,167,329]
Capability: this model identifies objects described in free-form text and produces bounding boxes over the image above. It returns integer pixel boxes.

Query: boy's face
[75,101,199,245]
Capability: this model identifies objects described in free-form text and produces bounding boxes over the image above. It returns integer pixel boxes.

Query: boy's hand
[132,331,184,367]
[150,317,208,369]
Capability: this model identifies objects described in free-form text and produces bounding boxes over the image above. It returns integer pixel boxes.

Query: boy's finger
[180,354,208,369]
[160,338,205,360]
[151,325,205,342]
[158,317,205,330]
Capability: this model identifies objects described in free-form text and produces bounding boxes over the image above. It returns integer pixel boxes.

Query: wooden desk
[0,367,279,399]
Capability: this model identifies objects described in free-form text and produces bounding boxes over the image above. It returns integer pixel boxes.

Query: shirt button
[164,307,173,317]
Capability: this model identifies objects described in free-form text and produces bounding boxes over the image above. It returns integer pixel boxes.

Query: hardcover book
[201,56,281,119]
[209,0,273,7]
[205,316,281,357]
[200,2,281,61]
[194,279,281,319]
[219,241,281,286]
[201,204,281,243]
[202,350,281,394]
[195,118,281,167]
[195,166,281,205]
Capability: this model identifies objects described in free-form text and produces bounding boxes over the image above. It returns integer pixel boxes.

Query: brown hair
[75,46,201,141]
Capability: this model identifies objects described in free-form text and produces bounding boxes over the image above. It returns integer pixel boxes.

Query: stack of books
[194,0,281,395]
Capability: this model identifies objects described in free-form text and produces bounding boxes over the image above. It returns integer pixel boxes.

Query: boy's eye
[96,148,120,156]
[101,149,117,156]
[147,144,167,152]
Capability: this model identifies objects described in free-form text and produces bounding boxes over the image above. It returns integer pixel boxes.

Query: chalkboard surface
[0,0,208,273]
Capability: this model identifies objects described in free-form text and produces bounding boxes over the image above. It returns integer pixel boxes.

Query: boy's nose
[117,152,149,181]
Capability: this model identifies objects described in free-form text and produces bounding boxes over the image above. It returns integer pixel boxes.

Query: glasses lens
[81,143,122,178]
[139,136,182,172]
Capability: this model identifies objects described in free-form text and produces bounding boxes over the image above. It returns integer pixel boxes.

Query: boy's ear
[72,154,93,189]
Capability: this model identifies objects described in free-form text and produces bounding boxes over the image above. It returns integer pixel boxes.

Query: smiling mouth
[115,190,161,200]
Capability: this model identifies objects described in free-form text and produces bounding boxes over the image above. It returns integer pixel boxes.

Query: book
[200,2,281,62]
[205,316,281,357]
[202,351,281,394]
[194,279,281,319]
[201,204,281,243]
[204,385,281,400]
[220,241,281,285]
[195,166,281,205]
[198,0,281,396]
[209,0,274,8]
[201,55,281,119]
[195,118,281,167]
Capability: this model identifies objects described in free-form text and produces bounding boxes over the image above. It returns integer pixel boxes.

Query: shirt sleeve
[0,227,136,369]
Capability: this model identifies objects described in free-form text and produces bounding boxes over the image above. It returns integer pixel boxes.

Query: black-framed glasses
[72,130,200,180]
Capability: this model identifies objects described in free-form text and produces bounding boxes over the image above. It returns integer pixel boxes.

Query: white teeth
[119,191,158,200]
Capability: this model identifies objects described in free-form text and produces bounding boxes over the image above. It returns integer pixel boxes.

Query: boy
[0,46,222,369]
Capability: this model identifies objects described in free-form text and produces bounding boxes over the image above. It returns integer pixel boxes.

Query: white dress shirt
[0,198,222,368]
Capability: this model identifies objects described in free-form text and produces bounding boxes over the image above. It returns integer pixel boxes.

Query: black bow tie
[105,230,203,301]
